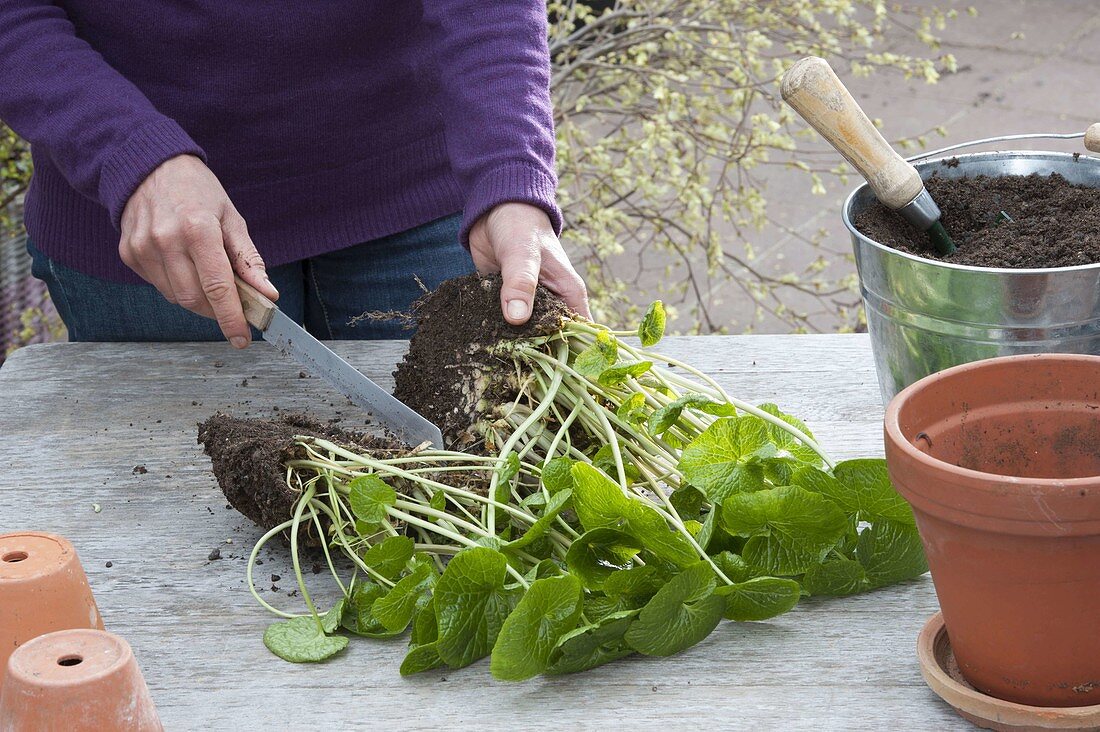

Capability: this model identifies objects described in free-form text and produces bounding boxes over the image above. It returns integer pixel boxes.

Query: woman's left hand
[468,202,591,325]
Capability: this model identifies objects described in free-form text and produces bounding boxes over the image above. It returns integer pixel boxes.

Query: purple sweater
[0,1,561,283]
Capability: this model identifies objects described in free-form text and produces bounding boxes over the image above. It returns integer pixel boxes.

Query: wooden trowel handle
[781,56,924,210]
[1085,124,1100,153]
[234,275,277,331]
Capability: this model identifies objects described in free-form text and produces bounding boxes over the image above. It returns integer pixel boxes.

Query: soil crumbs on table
[198,413,405,532]
[854,172,1100,268]
[392,273,573,451]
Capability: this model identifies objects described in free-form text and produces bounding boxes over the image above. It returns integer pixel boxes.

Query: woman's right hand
[118,154,278,348]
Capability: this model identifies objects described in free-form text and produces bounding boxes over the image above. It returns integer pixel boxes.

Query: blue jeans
[29,213,475,341]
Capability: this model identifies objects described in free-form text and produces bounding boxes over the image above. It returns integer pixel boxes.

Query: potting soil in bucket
[884,354,1100,709]
[846,151,1100,404]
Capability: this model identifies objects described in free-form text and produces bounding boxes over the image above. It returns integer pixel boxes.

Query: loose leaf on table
[649,395,737,438]
[546,610,638,675]
[716,577,801,621]
[624,561,725,656]
[348,474,397,526]
[598,361,653,387]
[565,528,643,589]
[677,416,771,503]
[372,559,437,633]
[490,575,584,681]
[264,616,348,663]
[541,457,575,495]
[832,459,916,525]
[722,485,848,575]
[855,520,928,588]
[433,547,520,669]
[802,558,869,597]
[506,489,573,551]
[361,536,415,581]
[637,300,666,347]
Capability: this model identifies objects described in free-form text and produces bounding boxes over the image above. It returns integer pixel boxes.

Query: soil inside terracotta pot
[853,170,1100,268]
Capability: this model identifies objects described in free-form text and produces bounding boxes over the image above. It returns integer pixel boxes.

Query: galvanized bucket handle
[905,132,1087,163]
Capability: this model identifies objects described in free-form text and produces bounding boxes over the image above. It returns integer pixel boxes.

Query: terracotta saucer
[918,612,1100,731]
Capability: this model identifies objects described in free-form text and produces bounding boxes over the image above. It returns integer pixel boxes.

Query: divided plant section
[204,277,926,680]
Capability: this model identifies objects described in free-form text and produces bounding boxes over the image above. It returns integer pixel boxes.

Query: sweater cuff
[459,162,563,245]
[99,118,207,229]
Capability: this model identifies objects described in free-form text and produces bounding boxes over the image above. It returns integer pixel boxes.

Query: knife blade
[235,277,444,448]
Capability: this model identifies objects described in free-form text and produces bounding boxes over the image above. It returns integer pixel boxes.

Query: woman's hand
[468,202,590,325]
[119,154,278,348]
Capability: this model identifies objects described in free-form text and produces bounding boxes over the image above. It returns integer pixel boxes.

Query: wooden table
[0,335,966,730]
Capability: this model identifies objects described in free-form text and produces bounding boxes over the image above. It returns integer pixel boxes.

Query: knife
[234,276,444,449]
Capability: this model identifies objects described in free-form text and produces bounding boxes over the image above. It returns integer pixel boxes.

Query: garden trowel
[234,276,444,448]
[781,56,957,255]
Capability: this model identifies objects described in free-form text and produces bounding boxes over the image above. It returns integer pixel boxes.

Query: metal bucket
[845,150,1100,404]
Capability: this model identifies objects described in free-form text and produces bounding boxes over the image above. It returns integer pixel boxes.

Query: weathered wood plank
[0,335,965,730]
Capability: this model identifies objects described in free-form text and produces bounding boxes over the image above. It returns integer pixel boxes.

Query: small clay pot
[0,628,162,731]
[885,354,1100,708]
[0,532,104,688]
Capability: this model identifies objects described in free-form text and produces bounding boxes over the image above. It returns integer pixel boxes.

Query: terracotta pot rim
[885,353,1100,491]
[7,629,132,688]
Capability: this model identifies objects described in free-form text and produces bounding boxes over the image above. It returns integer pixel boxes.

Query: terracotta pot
[0,628,162,731]
[0,532,104,689]
[885,354,1100,708]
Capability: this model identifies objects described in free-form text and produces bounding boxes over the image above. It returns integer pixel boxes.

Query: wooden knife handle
[781,56,924,210]
[1085,123,1100,153]
[234,275,277,331]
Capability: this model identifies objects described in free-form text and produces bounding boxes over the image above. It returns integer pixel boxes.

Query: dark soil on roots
[854,172,1100,268]
[393,273,575,451]
[198,413,405,533]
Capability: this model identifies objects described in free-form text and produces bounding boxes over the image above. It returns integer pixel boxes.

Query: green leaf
[372,560,436,633]
[345,582,402,638]
[264,616,348,663]
[433,547,519,668]
[598,361,653,387]
[430,491,447,511]
[615,393,649,425]
[638,300,667,346]
[496,453,521,485]
[400,642,445,675]
[320,599,346,634]
[490,575,584,681]
[507,489,573,551]
[360,536,415,581]
[571,462,697,568]
[722,485,848,575]
[603,565,665,603]
[756,403,822,466]
[625,562,724,656]
[832,459,916,525]
[541,457,575,495]
[716,577,801,621]
[565,528,643,589]
[546,610,637,675]
[677,416,771,501]
[591,444,640,484]
[574,330,619,378]
[348,474,397,525]
[669,485,705,517]
[648,395,736,437]
[410,596,438,646]
[856,520,928,588]
[802,558,869,596]
[712,551,753,583]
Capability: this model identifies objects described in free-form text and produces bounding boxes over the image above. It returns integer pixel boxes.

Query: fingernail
[506,299,529,321]
[264,276,278,296]
[230,336,248,349]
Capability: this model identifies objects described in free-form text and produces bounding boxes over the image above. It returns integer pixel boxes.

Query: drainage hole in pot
[57,655,83,667]
[2,551,28,563]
